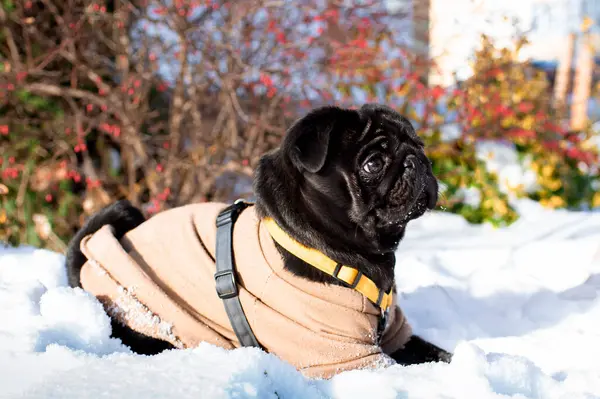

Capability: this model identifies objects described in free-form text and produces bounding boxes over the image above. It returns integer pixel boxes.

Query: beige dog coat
[79,202,412,378]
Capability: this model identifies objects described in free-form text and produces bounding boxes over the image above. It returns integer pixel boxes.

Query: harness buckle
[214,270,239,299]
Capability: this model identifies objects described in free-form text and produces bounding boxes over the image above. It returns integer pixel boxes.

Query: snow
[476,140,539,195]
[456,186,482,207]
[590,122,600,153]
[451,140,540,207]
[2,201,600,398]
[440,123,463,142]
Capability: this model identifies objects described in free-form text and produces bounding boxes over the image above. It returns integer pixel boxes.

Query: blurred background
[1,0,599,252]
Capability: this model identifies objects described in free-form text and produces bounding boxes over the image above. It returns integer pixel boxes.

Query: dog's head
[255,104,438,254]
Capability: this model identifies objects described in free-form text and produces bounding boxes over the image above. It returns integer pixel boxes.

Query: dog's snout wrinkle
[403,154,417,170]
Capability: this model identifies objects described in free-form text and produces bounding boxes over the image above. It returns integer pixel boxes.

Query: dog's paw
[391,335,452,365]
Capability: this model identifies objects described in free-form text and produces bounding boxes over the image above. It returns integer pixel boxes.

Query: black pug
[66,103,451,365]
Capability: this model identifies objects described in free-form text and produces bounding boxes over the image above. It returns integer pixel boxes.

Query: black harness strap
[214,200,261,348]
[215,200,388,347]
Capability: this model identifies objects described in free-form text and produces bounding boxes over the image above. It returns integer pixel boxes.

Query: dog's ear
[284,106,349,173]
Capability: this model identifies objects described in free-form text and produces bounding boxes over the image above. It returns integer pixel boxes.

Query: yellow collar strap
[262,217,393,312]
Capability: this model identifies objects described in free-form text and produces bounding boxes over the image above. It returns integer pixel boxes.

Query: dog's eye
[363,156,384,174]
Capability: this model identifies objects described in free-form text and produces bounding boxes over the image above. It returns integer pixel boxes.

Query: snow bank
[475,140,539,195]
[2,203,600,398]
[437,135,540,205]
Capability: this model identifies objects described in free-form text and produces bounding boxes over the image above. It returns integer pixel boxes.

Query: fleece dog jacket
[79,203,412,378]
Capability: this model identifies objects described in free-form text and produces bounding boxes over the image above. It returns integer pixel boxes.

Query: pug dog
[66,104,451,374]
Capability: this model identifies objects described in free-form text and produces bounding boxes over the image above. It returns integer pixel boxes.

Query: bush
[462,36,599,212]
[382,35,599,226]
[0,0,405,248]
[1,1,599,249]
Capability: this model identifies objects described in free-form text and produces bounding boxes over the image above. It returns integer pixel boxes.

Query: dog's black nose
[403,155,417,170]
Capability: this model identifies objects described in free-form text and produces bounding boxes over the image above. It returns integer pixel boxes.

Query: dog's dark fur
[66,200,145,288]
[66,200,175,354]
[66,104,452,365]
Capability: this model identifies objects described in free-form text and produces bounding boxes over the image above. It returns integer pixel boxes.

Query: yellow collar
[262,217,393,312]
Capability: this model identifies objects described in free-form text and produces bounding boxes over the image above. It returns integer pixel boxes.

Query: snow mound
[476,140,538,195]
[2,206,600,398]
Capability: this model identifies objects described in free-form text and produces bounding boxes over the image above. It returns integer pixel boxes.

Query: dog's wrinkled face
[280,104,438,252]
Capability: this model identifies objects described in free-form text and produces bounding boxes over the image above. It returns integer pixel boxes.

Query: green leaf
[2,0,15,13]
[58,195,73,218]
